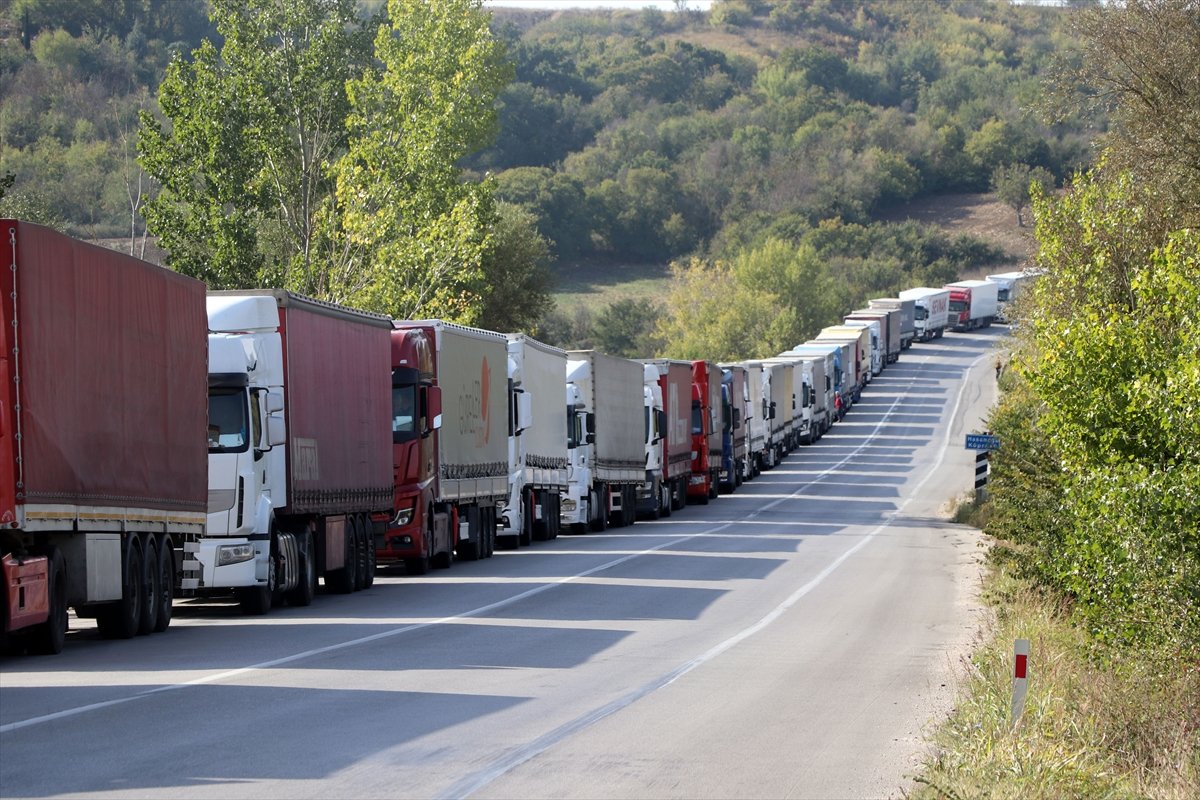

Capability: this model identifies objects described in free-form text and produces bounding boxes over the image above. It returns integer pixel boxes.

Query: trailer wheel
[97,538,143,639]
[483,507,496,558]
[548,495,561,539]
[457,506,481,561]
[659,484,671,518]
[138,535,159,636]
[29,547,67,655]
[286,530,317,606]
[153,534,174,632]
[353,516,369,591]
[327,522,358,594]
[522,490,537,545]
[363,518,377,589]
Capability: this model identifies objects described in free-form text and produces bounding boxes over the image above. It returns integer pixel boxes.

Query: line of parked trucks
[0,220,1039,655]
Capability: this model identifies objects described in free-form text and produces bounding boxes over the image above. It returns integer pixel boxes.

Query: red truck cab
[948,287,972,331]
[688,361,722,503]
[377,327,447,574]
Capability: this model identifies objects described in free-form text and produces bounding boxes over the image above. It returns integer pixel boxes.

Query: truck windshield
[948,299,967,313]
[392,376,419,444]
[208,389,249,453]
[914,306,928,321]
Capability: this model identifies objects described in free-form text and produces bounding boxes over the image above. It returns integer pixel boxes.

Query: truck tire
[362,518,377,589]
[285,530,317,606]
[29,547,67,655]
[588,489,608,532]
[327,524,358,594]
[353,517,370,591]
[137,534,159,636]
[457,506,481,561]
[153,534,174,632]
[523,491,537,545]
[548,495,561,539]
[483,507,496,558]
[97,538,143,640]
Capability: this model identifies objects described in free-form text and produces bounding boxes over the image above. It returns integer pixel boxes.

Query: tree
[1053,0,1200,222]
[476,202,555,334]
[139,0,372,292]
[592,298,663,358]
[990,162,1054,226]
[336,0,512,321]
[0,171,13,201]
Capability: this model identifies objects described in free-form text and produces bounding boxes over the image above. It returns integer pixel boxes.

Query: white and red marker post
[1010,638,1030,728]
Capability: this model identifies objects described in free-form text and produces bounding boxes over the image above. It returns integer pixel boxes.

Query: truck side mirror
[656,409,667,443]
[516,390,533,435]
[267,415,286,448]
[769,402,777,420]
[585,412,596,435]
[266,391,284,413]
[425,385,443,433]
[732,408,741,429]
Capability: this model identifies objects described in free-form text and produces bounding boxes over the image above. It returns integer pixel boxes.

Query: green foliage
[476,202,555,334]
[338,0,512,322]
[991,162,1055,226]
[139,0,372,293]
[591,298,663,359]
[987,170,1200,662]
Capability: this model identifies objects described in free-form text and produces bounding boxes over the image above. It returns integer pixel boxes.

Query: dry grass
[911,554,1200,800]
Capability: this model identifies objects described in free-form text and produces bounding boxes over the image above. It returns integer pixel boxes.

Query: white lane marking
[0,355,974,738]
[0,391,902,734]
[442,350,992,799]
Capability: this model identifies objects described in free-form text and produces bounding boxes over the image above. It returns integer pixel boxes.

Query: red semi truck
[688,360,722,503]
[1,220,208,652]
[378,321,507,573]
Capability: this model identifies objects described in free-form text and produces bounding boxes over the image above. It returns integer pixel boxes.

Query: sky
[484,1,714,10]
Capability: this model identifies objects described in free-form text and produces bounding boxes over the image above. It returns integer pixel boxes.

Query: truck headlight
[393,501,415,528]
[217,544,255,567]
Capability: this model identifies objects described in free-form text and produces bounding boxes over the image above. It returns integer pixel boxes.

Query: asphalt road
[0,328,1003,800]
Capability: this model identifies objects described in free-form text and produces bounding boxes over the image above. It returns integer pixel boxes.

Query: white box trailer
[563,351,645,532]
[741,359,791,468]
[945,279,1000,331]
[869,297,915,350]
[739,362,770,473]
[986,270,1040,322]
[502,334,569,546]
[849,308,901,364]
[900,287,951,341]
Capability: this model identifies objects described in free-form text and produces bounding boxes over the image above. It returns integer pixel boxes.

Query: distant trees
[991,163,1055,226]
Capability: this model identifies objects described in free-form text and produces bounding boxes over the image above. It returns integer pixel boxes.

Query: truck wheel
[138,535,159,636]
[353,517,369,591]
[548,495,561,539]
[457,506,481,561]
[484,507,496,558]
[285,530,316,606]
[327,524,358,594]
[97,538,143,639]
[588,490,608,532]
[152,534,174,633]
[659,484,672,518]
[523,491,537,545]
[29,547,67,655]
[363,518,377,589]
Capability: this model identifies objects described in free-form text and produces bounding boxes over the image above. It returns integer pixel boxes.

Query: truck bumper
[560,485,586,526]
[195,537,265,589]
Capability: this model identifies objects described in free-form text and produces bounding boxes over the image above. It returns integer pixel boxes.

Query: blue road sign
[965,433,1001,451]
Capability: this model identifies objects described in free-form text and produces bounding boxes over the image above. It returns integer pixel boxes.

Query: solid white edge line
[0,352,986,747]
[440,350,992,799]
